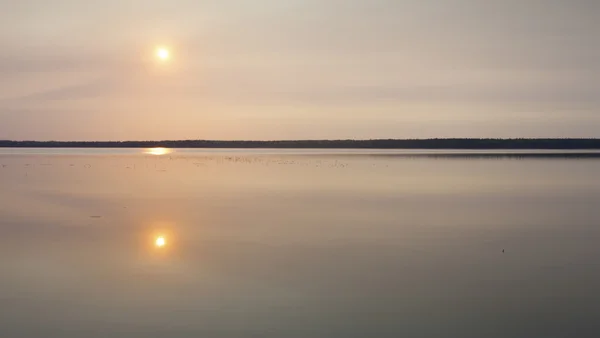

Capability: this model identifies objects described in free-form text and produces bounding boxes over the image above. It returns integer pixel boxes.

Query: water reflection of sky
[2,151,600,337]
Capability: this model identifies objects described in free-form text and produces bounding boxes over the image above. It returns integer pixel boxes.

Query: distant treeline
[2,139,600,149]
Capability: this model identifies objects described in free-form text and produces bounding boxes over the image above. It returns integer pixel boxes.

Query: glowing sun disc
[156,47,170,60]
[155,236,166,248]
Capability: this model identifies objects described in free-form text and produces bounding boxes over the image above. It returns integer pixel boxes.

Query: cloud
[0,49,142,78]
[1,80,116,106]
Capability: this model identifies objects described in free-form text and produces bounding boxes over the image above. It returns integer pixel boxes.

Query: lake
[1,148,600,337]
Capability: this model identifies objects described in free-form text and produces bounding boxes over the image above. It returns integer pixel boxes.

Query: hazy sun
[155,236,166,248]
[156,47,170,60]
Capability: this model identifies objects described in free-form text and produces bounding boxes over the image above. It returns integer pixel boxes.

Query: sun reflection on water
[145,147,172,156]
[146,224,177,257]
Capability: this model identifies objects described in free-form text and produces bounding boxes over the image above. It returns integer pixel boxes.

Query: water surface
[1,149,600,337]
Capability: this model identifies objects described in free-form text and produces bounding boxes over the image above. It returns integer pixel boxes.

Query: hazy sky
[1,0,599,140]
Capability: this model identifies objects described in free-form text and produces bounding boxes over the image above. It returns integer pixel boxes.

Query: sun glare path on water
[145,147,171,156]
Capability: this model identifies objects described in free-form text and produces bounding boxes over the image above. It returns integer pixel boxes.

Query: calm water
[1,148,600,337]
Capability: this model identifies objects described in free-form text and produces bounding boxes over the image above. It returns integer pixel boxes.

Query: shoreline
[3,138,600,149]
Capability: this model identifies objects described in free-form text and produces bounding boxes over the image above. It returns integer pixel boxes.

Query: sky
[0,0,599,141]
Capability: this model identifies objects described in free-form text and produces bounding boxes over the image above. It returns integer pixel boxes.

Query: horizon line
[3,138,600,143]
[3,138,600,150]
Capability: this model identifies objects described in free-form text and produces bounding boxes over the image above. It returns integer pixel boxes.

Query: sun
[156,47,170,61]
[155,236,166,248]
